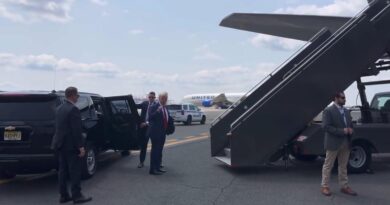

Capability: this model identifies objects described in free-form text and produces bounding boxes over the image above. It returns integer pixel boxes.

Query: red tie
[162,107,168,129]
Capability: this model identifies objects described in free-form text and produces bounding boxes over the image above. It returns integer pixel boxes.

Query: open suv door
[104,95,140,151]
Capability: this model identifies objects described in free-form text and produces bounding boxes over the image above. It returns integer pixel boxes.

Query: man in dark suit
[321,92,357,197]
[51,87,92,204]
[136,91,156,168]
[147,91,170,175]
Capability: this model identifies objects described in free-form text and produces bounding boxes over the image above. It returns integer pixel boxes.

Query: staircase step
[215,156,231,166]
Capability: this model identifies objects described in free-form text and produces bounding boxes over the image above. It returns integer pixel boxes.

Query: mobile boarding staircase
[210,0,390,167]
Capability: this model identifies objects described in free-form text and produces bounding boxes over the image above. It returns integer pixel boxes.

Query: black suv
[0,91,140,179]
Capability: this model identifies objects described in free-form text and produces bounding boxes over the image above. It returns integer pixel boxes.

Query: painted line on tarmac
[166,139,178,142]
[25,172,56,181]
[0,135,209,185]
[164,135,209,148]
[137,134,209,153]
[0,179,14,185]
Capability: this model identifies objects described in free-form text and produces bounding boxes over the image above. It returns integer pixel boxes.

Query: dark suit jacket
[136,101,150,123]
[147,102,170,138]
[51,100,84,152]
[322,104,353,151]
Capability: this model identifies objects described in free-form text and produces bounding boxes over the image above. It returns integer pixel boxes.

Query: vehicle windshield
[167,105,182,110]
[370,93,390,110]
[0,95,57,121]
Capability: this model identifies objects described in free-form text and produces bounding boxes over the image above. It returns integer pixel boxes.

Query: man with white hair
[147,92,170,175]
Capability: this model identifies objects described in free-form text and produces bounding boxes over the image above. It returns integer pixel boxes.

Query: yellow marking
[0,135,210,185]
[0,179,14,185]
[164,135,209,147]
[200,132,209,136]
[25,172,55,181]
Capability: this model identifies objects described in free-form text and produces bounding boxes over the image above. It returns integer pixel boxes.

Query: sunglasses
[149,96,156,99]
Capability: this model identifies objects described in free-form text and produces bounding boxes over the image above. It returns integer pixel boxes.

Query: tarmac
[0,110,389,205]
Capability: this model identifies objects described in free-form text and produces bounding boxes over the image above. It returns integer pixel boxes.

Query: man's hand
[79,147,86,158]
[157,106,163,112]
[343,128,349,135]
[348,128,354,135]
[140,122,148,128]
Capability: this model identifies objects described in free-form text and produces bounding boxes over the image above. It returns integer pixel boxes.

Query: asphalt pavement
[1,110,390,205]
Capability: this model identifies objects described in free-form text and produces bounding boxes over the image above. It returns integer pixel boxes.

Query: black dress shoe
[157,168,166,173]
[137,162,144,168]
[73,195,92,204]
[60,196,72,203]
[149,170,162,175]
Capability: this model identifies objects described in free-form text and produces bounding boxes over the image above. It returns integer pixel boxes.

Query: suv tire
[184,116,192,125]
[81,144,97,179]
[200,116,206,125]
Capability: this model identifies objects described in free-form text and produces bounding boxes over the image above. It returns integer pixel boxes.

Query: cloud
[101,11,109,17]
[0,81,22,90]
[0,52,280,101]
[123,70,179,85]
[129,29,144,35]
[193,44,223,61]
[275,0,367,16]
[250,35,305,51]
[0,52,183,95]
[0,0,75,23]
[249,0,368,51]
[0,53,119,76]
[89,0,107,6]
[190,63,277,91]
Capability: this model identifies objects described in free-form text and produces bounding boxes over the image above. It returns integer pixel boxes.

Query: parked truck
[291,79,390,173]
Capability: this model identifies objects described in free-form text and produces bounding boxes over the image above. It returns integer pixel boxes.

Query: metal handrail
[230,3,373,130]
[210,41,311,126]
[211,2,373,127]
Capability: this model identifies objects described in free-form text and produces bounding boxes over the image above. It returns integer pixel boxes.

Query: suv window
[371,94,390,110]
[0,95,57,121]
[167,105,182,110]
[183,104,189,111]
[189,105,196,111]
[59,96,96,119]
[76,96,93,111]
[110,100,131,114]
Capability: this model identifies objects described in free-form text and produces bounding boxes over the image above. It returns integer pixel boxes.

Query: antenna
[53,68,57,91]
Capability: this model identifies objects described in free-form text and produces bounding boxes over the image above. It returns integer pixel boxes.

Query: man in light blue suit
[147,92,170,175]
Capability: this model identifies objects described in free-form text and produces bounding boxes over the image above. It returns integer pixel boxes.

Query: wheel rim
[349,145,366,168]
[87,149,96,174]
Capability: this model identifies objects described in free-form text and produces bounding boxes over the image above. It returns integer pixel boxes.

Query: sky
[0,0,388,104]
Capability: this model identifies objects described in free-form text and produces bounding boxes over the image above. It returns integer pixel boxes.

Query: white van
[167,103,206,125]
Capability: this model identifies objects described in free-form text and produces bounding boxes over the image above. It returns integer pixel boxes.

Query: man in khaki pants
[321,92,357,196]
